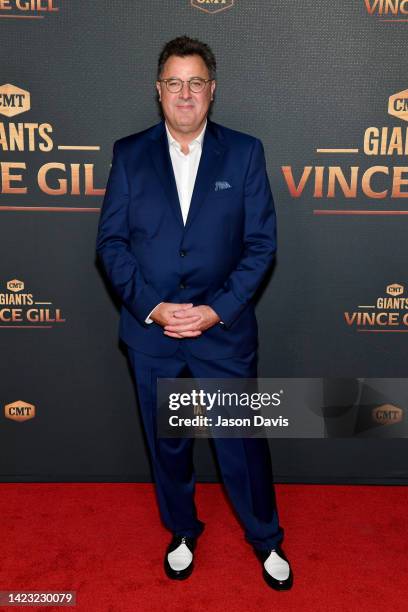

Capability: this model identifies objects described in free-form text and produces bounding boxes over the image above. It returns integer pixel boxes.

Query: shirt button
[180,250,186,257]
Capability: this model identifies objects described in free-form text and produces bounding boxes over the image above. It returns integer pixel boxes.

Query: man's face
[156,54,216,136]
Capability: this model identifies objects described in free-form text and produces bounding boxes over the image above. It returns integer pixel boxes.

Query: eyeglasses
[158,77,214,93]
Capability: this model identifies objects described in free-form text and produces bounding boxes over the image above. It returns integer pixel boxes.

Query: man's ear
[156,81,161,100]
[211,80,216,98]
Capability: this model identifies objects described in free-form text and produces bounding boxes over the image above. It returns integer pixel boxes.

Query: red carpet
[0,483,407,611]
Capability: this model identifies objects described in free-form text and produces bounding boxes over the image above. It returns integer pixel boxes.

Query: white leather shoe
[255,546,293,590]
[264,550,290,581]
[167,541,193,571]
[164,535,196,580]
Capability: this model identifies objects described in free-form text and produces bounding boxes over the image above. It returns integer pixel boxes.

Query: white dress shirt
[166,120,206,225]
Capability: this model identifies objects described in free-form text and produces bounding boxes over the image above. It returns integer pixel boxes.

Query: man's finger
[167,316,200,326]
[165,323,200,332]
[163,331,184,338]
[170,303,194,311]
[164,330,202,338]
[171,311,201,320]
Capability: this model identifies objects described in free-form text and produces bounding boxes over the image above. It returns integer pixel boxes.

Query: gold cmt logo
[7,279,24,292]
[388,89,408,123]
[5,400,35,422]
[191,0,234,14]
[372,404,403,425]
[0,84,30,118]
[386,283,403,296]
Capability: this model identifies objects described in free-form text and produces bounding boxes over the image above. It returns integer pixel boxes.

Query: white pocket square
[215,181,232,191]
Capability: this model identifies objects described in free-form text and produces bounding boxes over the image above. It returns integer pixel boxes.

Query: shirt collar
[165,120,207,151]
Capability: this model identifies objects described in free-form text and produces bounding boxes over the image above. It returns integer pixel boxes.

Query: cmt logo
[191,0,234,14]
[372,404,403,425]
[388,89,408,123]
[6,279,24,292]
[386,283,404,296]
[5,400,35,422]
[0,84,30,118]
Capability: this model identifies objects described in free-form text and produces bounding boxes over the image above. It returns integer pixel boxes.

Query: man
[96,36,293,591]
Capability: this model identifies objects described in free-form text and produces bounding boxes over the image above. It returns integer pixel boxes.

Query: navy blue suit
[96,119,283,550]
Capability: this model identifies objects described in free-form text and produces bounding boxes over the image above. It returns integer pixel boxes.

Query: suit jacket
[96,118,277,359]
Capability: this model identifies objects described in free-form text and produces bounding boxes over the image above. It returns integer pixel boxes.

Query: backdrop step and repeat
[1,1,407,483]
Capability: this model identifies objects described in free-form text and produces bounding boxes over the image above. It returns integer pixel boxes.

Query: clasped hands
[150,302,220,338]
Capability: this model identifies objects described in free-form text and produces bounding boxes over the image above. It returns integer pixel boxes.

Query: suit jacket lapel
[147,119,227,231]
[147,122,184,228]
[184,120,227,232]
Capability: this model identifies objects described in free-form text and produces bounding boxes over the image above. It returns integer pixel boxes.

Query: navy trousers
[127,342,284,551]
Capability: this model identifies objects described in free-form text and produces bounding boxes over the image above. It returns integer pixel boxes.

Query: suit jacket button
[180,250,186,257]
[179,282,186,289]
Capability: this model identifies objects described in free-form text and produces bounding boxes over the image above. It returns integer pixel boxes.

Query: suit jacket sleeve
[96,141,162,325]
[209,138,277,329]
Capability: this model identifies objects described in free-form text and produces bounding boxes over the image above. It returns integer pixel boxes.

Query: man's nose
[179,81,192,100]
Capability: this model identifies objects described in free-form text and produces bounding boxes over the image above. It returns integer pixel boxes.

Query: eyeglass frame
[157,77,215,93]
